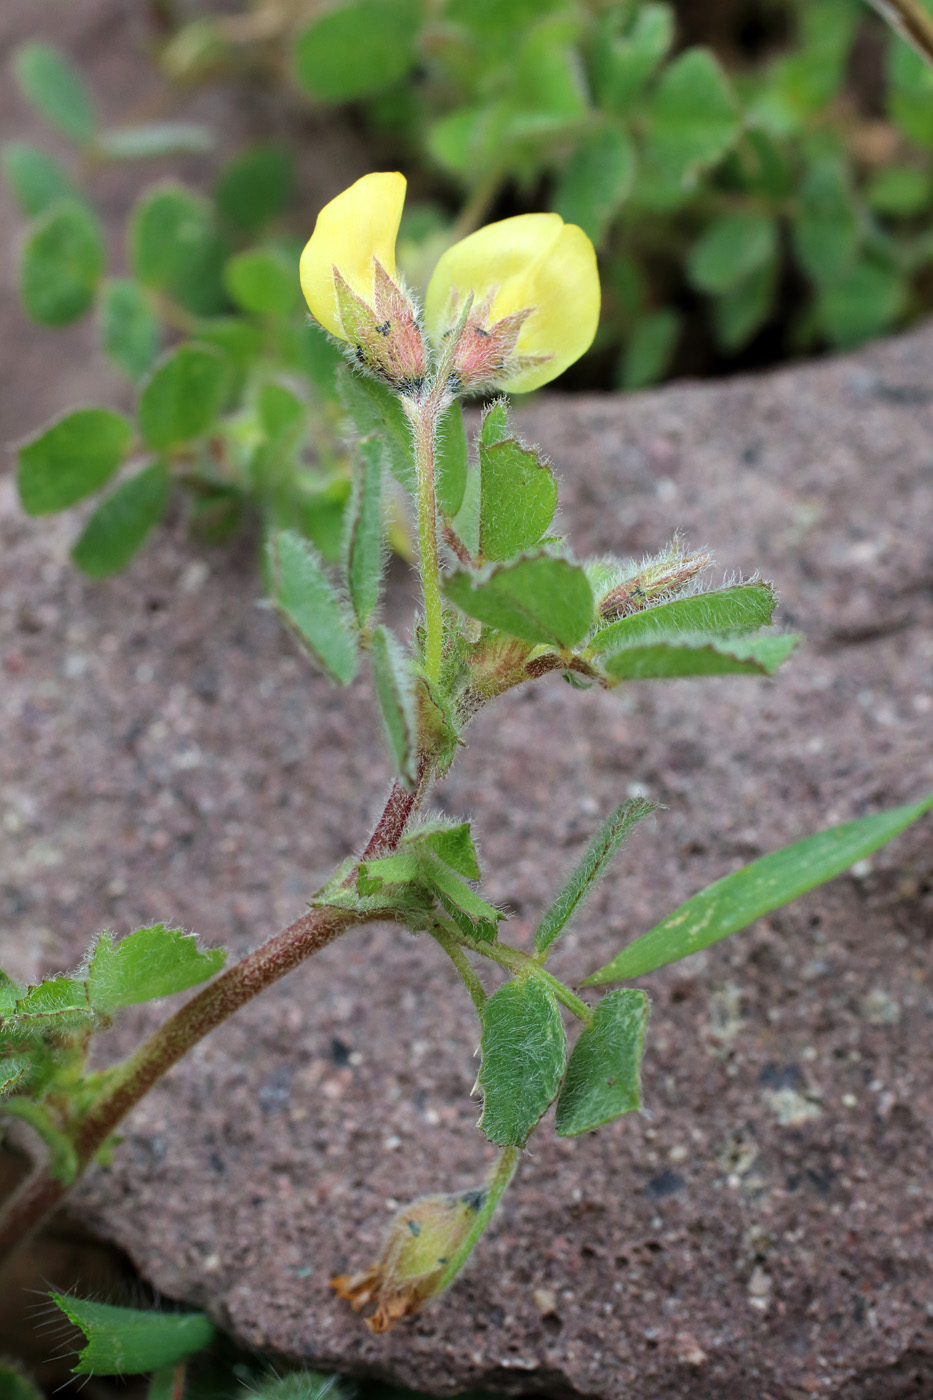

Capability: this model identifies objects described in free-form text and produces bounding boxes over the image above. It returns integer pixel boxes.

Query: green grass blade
[584,792,933,984]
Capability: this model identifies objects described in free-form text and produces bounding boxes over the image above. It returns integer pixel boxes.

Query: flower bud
[333,261,426,394]
[598,536,712,622]
[299,172,426,395]
[331,1188,485,1333]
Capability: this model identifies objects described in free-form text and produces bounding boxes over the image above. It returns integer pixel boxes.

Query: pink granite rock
[2,324,932,1398]
[1,4,932,1394]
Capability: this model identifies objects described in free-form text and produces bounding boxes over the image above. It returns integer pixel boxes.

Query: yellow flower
[299,171,407,340]
[424,212,600,393]
[299,173,600,394]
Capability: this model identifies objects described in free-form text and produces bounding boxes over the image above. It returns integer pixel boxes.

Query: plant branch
[0,775,433,1267]
[360,760,430,859]
[429,924,487,1014]
[434,1144,519,1296]
[411,398,444,685]
[447,929,593,1024]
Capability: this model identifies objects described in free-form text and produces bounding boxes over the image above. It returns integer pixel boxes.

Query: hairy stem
[405,297,474,687]
[411,398,444,685]
[0,777,431,1266]
[360,762,429,859]
[429,924,487,1014]
[448,930,594,1024]
[434,1145,519,1296]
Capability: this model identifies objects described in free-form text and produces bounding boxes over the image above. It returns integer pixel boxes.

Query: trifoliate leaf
[478,978,566,1146]
[87,925,225,1015]
[556,988,649,1135]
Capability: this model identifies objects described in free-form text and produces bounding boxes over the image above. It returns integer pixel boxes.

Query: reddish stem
[360,767,426,860]
[0,772,430,1267]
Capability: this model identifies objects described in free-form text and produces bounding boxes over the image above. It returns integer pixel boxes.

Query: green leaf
[216,144,294,233]
[600,631,798,682]
[619,309,681,389]
[478,977,566,1146]
[336,368,415,493]
[555,988,649,1135]
[13,977,93,1030]
[866,165,933,216]
[751,54,845,138]
[0,1056,36,1099]
[50,1295,214,1376]
[293,2,420,101]
[512,16,588,129]
[370,625,418,788]
[535,799,655,958]
[409,821,480,881]
[792,158,859,286]
[128,183,227,316]
[644,48,740,186]
[584,791,933,985]
[553,125,636,244]
[623,155,689,215]
[479,438,558,562]
[291,479,351,561]
[739,128,793,199]
[888,32,933,149]
[436,402,468,518]
[100,279,161,382]
[0,971,22,1019]
[429,860,504,943]
[13,43,96,145]
[444,555,594,649]
[2,142,77,217]
[451,457,481,557]
[292,321,344,395]
[87,925,225,1015]
[71,462,172,578]
[139,344,230,451]
[20,199,104,326]
[96,123,213,160]
[258,381,305,438]
[712,258,777,353]
[18,408,133,516]
[592,4,674,113]
[814,254,907,348]
[590,582,778,653]
[686,212,778,294]
[343,438,385,627]
[479,399,510,447]
[445,0,569,55]
[224,248,299,318]
[269,530,358,686]
[356,851,421,897]
[195,316,264,381]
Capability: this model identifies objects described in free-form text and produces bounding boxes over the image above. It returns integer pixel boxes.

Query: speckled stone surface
[2,322,933,1398]
[2,5,933,1397]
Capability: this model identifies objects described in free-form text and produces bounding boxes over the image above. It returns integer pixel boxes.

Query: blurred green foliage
[6,0,933,576]
[5,41,351,578]
[161,0,933,383]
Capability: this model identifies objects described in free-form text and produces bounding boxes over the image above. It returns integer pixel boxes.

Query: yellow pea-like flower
[424,213,600,393]
[299,173,600,393]
[299,171,407,340]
